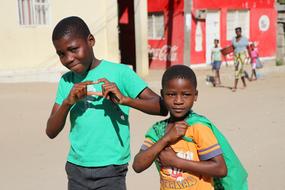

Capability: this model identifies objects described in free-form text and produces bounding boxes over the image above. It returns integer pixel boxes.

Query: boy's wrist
[161,136,171,146]
[62,99,74,108]
[173,157,183,168]
[121,96,131,105]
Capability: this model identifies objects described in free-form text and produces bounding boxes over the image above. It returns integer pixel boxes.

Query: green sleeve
[121,65,147,99]
[55,76,66,105]
[145,125,159,143]
[55,74,73,105]
[144,122,164,172]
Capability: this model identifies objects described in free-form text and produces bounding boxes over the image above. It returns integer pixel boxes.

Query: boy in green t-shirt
[46,16,166,190]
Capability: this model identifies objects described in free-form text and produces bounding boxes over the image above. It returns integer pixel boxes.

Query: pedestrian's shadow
[70,96,128,147]
[214,84,233,91]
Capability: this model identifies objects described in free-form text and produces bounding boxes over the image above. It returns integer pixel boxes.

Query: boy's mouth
[172,107,185,113]
[68,62,81,70]
[69,62,78,68]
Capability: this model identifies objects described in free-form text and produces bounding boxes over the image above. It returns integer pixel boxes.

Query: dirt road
[0,63,284,190]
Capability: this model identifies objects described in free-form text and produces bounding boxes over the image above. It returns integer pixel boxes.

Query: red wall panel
[249,8,276,57]
[147,0,276,69]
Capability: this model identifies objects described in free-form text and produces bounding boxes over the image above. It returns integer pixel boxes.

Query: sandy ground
[0,62,285,190]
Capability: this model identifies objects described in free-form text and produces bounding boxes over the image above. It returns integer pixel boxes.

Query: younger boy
[46,16,166,190]
[133,65,227,190]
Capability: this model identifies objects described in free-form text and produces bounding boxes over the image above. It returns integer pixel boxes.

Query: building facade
[0,1,122,71]
[277,0,285,65]
[0,0,150,79]
[147,0,277,69]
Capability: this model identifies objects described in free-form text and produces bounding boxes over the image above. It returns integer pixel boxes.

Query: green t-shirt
[55,60,147,167]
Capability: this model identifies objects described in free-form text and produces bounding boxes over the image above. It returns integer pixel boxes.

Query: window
[148,12,164,39]
[18,0,50,26]
[227,10,249,40]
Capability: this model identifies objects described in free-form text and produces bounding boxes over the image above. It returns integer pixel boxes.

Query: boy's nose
[64,53,75,64]
[67,53,75,61]
[174,96,183,104]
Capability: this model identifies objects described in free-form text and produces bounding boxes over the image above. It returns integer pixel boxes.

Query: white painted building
[0,0,149,81]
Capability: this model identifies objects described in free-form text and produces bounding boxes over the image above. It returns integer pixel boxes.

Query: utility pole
[184,0,192,66]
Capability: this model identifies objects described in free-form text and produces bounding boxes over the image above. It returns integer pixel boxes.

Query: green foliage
[276,59,284,66]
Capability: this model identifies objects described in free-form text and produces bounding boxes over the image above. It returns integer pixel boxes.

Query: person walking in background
[249,43,259,81]
[231,27,250,92]
[211,39,222,86]
[133,65,227,190]
[46,16,167,190]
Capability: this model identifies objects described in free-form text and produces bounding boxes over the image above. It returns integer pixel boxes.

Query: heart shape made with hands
[86,80,120,103]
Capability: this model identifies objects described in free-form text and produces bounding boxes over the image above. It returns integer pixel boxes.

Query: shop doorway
[206,11,220,64]
[118,0,136,70]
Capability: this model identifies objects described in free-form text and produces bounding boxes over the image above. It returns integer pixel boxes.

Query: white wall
[0,0,120,72]
[134,0,149,76]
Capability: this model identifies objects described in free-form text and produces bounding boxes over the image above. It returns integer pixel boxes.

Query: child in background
[133,65,227,190]
[211,39,222,86]
[46,16,167,190]
[249,43,258,81]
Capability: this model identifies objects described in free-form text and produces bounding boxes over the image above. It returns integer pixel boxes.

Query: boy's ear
[160,89,164,99]
[194,90,198,101]
[87,34,95,46]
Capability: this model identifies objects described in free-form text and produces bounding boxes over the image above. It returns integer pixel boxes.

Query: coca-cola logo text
[148,45,178,61]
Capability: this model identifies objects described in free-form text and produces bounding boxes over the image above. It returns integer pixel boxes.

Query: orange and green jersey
[141,114,222,190]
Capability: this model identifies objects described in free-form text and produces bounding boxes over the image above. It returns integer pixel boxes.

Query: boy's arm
[159,147,227,177]
[46,102,71,139]
[46,81,95,139]
[95,78,168,116]
[159,123,227,177]
[126,87,167,116]
[132,136,169,173]
[133,121,188,173]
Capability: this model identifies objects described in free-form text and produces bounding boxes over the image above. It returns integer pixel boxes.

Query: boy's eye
[166,92,176,96]
[70,47,78,53]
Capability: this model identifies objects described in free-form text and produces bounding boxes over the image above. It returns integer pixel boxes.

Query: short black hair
[235,27,242,31]
[52,16,91,41]
[162,65,197,89]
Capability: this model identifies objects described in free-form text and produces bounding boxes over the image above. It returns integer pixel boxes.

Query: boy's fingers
[87,91,103,96]
[175,122,188,129]
[102,84,116,92]
[164,146,172,151]
[96,78,110,84]
[80,81,94,85]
